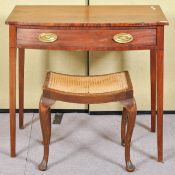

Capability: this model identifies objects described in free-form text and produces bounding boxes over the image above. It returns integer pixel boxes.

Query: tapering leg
[150,49,157,132]
[121,98,137,172]
[9,25,17,157]
[121,107,127,146]
[38,96,55,171]
[157,26,164,162]
[19,48,25,129]
[157,49,164,162]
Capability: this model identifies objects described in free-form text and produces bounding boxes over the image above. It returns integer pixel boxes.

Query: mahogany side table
[5,5,168,161]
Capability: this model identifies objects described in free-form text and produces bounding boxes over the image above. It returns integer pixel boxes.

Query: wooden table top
[6,5,168,27]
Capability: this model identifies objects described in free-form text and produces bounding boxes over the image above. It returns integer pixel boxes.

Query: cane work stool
[38,71,137,172]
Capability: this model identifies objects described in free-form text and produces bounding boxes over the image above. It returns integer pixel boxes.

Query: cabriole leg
[38,96,55,171]
[121,98,137,172]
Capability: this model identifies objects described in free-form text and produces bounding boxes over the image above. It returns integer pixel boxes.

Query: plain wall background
[0,0,174,112]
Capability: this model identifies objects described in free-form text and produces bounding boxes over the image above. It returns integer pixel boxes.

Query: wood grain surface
[6,5,168,27]
[17,28,156,50]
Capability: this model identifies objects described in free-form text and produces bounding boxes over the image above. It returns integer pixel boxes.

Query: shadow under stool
[38,71,137,172]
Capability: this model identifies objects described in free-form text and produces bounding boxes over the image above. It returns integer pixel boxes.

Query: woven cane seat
[43,71,133,104]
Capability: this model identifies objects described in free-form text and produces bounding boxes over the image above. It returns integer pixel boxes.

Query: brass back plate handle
[39,33,58,43]
[113,33,134,44]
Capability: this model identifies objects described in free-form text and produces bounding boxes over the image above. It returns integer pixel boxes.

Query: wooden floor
[0,113,174,175]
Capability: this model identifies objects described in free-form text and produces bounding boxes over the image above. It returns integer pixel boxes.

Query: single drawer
[17,28,156,50]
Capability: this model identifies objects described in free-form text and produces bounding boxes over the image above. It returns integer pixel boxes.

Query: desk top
[6,5,168,27]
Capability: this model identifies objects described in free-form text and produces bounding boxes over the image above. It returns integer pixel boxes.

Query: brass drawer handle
[113,33,134,44]
[38,33,58,43]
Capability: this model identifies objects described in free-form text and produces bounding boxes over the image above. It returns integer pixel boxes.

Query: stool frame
[38,72,137,172]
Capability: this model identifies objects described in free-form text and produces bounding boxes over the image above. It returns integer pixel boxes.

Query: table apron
[17,28,157,51]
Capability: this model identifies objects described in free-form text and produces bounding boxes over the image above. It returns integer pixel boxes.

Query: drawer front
[17,28,156,50]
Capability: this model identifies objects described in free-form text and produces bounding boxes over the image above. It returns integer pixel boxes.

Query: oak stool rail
[38,71,137,172]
